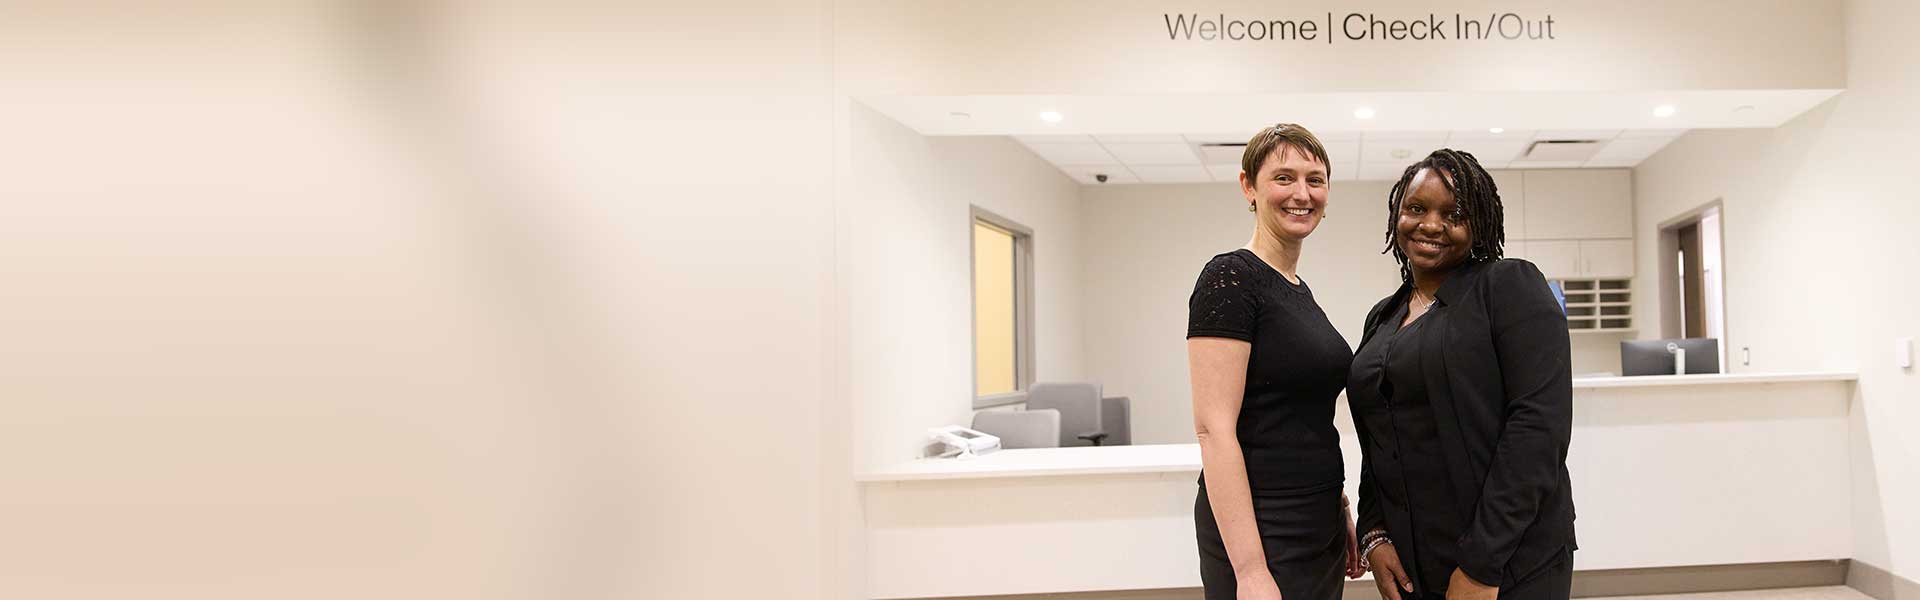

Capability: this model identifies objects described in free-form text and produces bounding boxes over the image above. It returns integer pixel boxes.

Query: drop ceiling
[1016,129,1682,184]
[857,89,1843,185]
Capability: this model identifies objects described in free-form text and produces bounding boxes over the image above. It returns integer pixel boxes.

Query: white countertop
[859,371,1858,483]
[1571,370,1856,389]
[857,443,1201,482]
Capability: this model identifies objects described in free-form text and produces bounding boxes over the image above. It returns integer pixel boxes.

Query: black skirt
[1194,484,1345,600]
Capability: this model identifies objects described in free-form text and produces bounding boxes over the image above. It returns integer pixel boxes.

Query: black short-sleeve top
[1187,249,1355,494]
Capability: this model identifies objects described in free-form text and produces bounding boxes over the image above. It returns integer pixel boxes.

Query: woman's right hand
[1367,542,1416,600]
[1236,568,1284,600]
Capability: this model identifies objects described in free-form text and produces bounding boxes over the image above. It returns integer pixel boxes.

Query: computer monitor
[1621,338,1720,376]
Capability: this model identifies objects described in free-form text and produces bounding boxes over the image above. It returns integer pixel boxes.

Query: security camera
[1095,173,1109,183]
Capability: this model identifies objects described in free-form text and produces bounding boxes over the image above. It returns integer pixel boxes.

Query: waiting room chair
[1026,382,1106,446]
[971,409,1061,449]
[1100,396,1131,446]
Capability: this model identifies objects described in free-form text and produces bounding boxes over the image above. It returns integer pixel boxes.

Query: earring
[1248,204,1256,212]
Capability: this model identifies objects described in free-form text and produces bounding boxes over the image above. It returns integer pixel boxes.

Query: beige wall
[0,2,848,599]
[1630,0,1920,580]
[1080,180,1626,446]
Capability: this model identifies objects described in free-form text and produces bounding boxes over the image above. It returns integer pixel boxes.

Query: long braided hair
[1382,149,1505,285]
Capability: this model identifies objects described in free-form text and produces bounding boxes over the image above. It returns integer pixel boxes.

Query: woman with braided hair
[1347,149,1578,600]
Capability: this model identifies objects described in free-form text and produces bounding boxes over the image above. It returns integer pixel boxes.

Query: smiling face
[1239,144,1329,242]
[1394,167,1474,277]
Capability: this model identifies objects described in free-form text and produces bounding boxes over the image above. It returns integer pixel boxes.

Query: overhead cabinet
[1490,168,1636,333]
[1520,169,1634,240]
[1493,168,1634,276]
[1520,239,1634,280]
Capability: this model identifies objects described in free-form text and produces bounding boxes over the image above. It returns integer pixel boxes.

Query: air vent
[1524,140,1605,162]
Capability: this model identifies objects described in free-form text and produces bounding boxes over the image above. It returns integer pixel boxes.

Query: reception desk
[857,371,1859,599]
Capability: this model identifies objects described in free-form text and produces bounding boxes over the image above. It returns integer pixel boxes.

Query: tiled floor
[1590,587,1871,600]
[930,584,1874,600]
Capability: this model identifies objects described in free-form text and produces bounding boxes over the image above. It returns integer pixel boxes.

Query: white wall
[0,2,849,599]
[842,106,1086,471]
[1081,179,1626,446]
[0,7,547,598]
[447,4,846,598]
[1630,0,1920,580]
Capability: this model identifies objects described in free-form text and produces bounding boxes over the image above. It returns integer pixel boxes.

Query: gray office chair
[1100,396,1131,446]
[971,409,1061,449]
[1026,382,1106,446]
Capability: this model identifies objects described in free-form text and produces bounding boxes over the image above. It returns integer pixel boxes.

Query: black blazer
[1352,258,1577,587]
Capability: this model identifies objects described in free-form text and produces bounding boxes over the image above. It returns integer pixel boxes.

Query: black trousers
[1194,484,1344,600]
[1411,549,1574,600]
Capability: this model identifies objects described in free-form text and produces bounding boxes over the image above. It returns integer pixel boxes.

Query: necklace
[1411,288,1437,312]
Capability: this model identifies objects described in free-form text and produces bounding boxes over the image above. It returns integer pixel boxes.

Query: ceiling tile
[1322,140,1361,165]
[1204,163,1244,182]
[1583,158,1643,168]
[1447,129,1534,142]
[1196,143,1246,165]
[1315,130,1362,142]
[1094,134,1185,144]
[1443,140,1531,163]
[1360,136,1446,164]
[1103,142,1201,165]
[1358,163,1412,181]
[1024,142,1118,165]
[1131,165,1213,183]
[1059,165,1138,184]
[1532,129,1621,141]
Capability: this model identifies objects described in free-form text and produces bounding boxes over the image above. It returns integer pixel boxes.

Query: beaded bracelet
[1358,529,1392,570]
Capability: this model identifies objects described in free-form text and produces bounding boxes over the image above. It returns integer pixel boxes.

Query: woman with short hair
[1188,123,1366,600]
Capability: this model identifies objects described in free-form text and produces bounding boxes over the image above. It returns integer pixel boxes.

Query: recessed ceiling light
[1732,105,1756,113]
[1653,105,1677,118]
[949,111,972,119]
[1039,111,1064,123]
[1354,107,1376,120]
[1488,127,1505,134]
[1391,149,1412,159]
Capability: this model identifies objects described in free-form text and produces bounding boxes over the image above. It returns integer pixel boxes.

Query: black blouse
[1187,249,1353,494]
[1349,300,1466,594]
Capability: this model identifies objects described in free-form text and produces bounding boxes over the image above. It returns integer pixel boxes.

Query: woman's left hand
[1340,493,1364,578]
[1445,568,1499,600]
